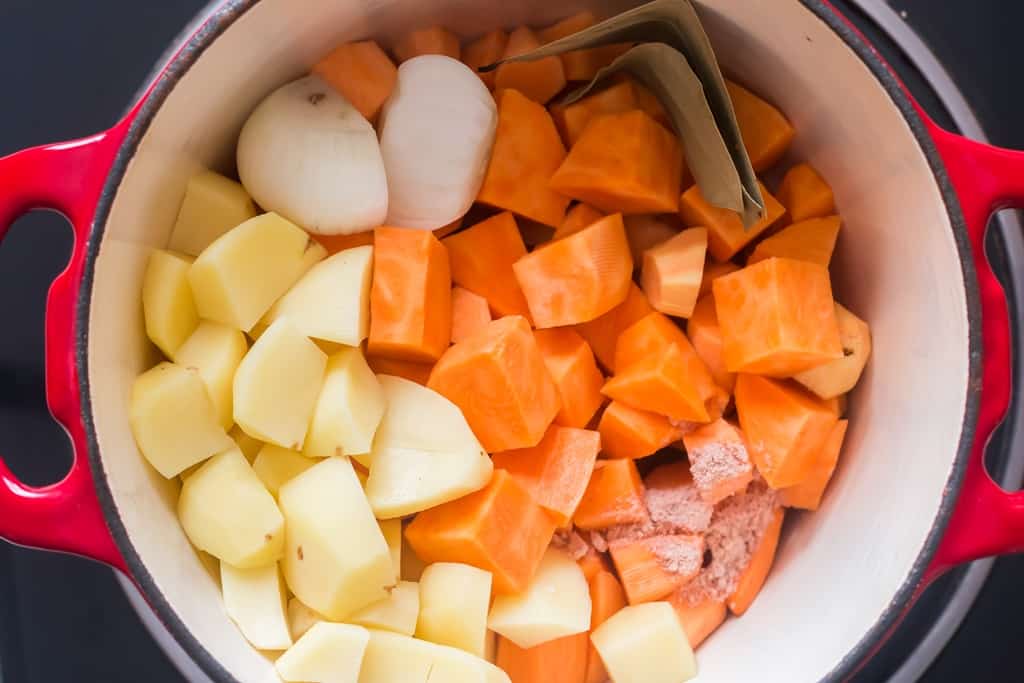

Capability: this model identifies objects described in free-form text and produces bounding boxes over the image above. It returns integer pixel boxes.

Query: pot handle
[0,129,128,572]
[923,122,1024,582]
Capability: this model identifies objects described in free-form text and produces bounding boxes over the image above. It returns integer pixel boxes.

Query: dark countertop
[1,1,1022,681]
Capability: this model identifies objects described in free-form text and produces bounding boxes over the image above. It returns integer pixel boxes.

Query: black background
[0,1,1022,681]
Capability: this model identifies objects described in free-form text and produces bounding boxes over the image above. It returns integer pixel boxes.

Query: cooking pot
[1,0,1022,680]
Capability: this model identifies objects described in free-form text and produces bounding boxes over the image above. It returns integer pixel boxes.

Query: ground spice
[648,534,704,577]
[551,528,590,560]
[688,439,753,503]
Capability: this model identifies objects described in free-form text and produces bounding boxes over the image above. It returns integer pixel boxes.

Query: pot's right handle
[923,121,1024,583]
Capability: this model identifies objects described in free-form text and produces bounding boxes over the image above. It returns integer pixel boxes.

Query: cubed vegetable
[573,460,649,530]
[748,216,841,268]
[220,561,292,650]
[779,419,849,510]
[313,41,397,122]
[726,79,795,172]
[168,170,257,257]
[641,227,707,318]
[533,328,605,429]
[303,347,384,464]
[793,303,872,399]
[678,182,786,262]
[142,250,199,358]
[495,27,566,104]
[417,562,494,656]
[777,162,835,222]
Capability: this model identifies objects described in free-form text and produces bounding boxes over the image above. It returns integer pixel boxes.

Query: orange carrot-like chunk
[513,214,633,328]
[478,89,571,227]
[679,182,787,262]
[444,211,533,321]
[734,375,839,489]
[584,569,628,683]
[641,227,707,318]
[368,227,451,362]
[491,425,600,524]
[450,287,492,344]
[686,294,735,393]
[366,355,433,386]
[551,111,685,214]
[728,507,785,615]
[553,203,604,241]
[393,26,460,62]
[779,419,849,510]
[429,316,560,452]
[574,459,649,530]
[624,214,679,266]
[497,633,588,683]
[313,41,397,122]
[603,344,709,423]
[315,230,375,255]
[682,419,754,504]
[777,162,836,223]
[405,469,558,594]
[495,27,566,104]
[538,11,630,83]
[698,260,740,298]
[713,257,843,376]
[598,400,679,460]
[748,216,841,268]
[550,78,671,147]
[579,543,611,581]
[534,328,606,428]
[462,29,508,89]
[576,283,652,372]
[726,80,795,172]
[668,593,727,649]
[610,534,704,605]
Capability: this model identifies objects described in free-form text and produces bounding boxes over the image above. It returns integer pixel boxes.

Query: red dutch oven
[1,1,1023,681]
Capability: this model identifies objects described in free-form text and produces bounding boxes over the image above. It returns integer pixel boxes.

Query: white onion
[379,55,498,230]
[237,75,388,235]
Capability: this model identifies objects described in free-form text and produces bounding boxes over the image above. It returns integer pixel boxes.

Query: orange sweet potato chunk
[598,400,680,460]
[698,260,740,298]
[603,343,709,423]
[491,425,600,524]
[679,181,787,262]
[779,419,849,510]
[576,283,653,372]
[534,328,606,429]
[748,216,841,268]
[478,89,571,227]
[686,294,736,393]
[368,227,452,362]
[610,534,704,605]
[553,203,604,241]
[428,316,561,452]
[405,469,558,594]
[728,506,785,615]
[682,418,754,504]
[313,41,397,122]
[315,230,375,255]
[495,27,567,104]
[579,541,611,581]
[574,459,649,530]
[668,593,727,649]
[513,214,633,328]
[366,355,433,386]
[584,569,628,683]
[641,227,707,318]
[444,212,532,321]
[497,633,588,683]
[538,11,630,82]
[551,111,685,214]
[713,257,843,376]
[734,375,839,489]
[450,286,493,343]
[550,78,672,147]
[462,29,508,89]
[726,80,795,172]
[393,26,461,62]
[777,162,836,223]
[624,214,680,266]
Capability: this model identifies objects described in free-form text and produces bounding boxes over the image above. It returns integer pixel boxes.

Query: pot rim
[74,1,982,681]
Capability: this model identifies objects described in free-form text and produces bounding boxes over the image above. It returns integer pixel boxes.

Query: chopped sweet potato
[405,469,558,594]
[777,162,835,222]
[366,355,433,386]
[679,181,786,262]
[682,419,754,504]
[428,316,560,452]
[574,459,649,530]
[497,633,588,683]
[538,11,629,82]
[728,507,785,615]
[641,227,707,318]
[585,569,628,683]
[554,203,604,241]
[624,214,680,265]
[713,257,843,376]
[462,29,508,89]
[610,534,704,605]
[313,41,397,122]
[734,375,839,489]
[598,400,680,460]
[575,283,653,372]
[315,230,375,255]
[450,287,493,344]
[496,27,567,104]
[513,214,633,328]
[698,260,740,298]
[368,227,452,363]
[726,80,795,172]
[644,460,692,490]
[579,543,611,581]
[444,212,532,320]
[602,343,709,423]
[393,26,461,62]
[748,216,841,268]
[534,328,606,429]
[779,419,849,510]
[686,294,735,393]
[491,425,601,524]
[478,89,571,227]
[550,110,685,214]
[550,78,672,147]
[668,593,727,649]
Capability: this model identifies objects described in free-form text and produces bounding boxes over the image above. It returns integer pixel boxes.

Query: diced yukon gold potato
[487,548,590,649]
[188,212,325,331]
[168,170,258,257]
[130,362,234,478]
[348,580,420,635]
[220,561,292,651]
[172,321,248,430]
[142,250,199,358]
[379,518,402,579]
[416,562,493,657]
[260,246,374,346]
[252,444,318,497]
[230,424,263,462]
[590,602,697,683]
[358,630,511,683]
[287,597,324,641]
[278,457,395,620]
[794,303,872,399]
[303,347,385,465]
[366,376,493,519]
[233,318,327,450]
[275,622,369,683]
[178,448,284,568]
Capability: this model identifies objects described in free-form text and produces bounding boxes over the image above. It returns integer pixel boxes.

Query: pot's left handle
[0,129,128,572]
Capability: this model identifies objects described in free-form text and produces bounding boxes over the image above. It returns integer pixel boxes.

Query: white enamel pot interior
[81,0,976,681]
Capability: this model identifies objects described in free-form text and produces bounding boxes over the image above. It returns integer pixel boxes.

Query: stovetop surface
[1,1,1022,681]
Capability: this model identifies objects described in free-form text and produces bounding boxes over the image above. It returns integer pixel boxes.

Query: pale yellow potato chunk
[794,303,872,399]
[357,630,510,683]
[303,347,384,465]
[348,580,419,636]
[378,518,402,580]
[287,597,324,641]
[173,321,248,430]
[130,362,234,478]
[142,250,199,358]
[590,602,697,683]
[416,563,492,657]
[278,457,394,620]
[220,561,292,651]
[252,444,317,497]
[233,318,327,450]
[168,170,257,257]
[275,622,369,683]
[178,448,284,568]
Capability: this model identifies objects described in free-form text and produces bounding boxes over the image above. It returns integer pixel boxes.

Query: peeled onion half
[237,74,388,235]
[379,55,498,230]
